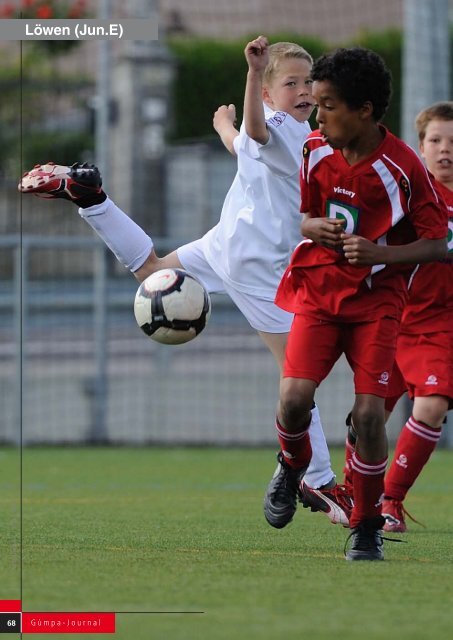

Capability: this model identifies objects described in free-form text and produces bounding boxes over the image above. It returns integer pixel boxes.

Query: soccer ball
[134,268,211,345]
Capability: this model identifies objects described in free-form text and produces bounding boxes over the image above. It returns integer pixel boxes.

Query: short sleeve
[237,112,310,178]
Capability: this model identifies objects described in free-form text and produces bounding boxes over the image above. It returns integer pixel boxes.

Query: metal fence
[0,234,421,448]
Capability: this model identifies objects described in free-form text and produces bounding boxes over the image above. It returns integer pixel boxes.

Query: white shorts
[177,238,293,333]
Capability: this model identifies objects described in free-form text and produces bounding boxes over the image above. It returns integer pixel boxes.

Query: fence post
[13,241,26,446]
[86,244,109,442]
[401,0,450,148]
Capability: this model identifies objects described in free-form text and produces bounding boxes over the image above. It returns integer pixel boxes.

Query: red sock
[275,417,312,469]
[343,413,355,494]
[343,438,355,494]
[349,452,387,528]
[385,416,441,501]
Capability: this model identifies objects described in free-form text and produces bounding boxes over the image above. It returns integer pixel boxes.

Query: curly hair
[311,47,392,122]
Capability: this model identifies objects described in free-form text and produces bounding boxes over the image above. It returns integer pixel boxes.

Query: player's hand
[341,234,384,265]
[213,104,236,133]
[245,35,269,72]
[302,217,346,248]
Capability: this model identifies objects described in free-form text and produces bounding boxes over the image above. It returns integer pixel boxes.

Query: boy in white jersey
[19,36,352,527]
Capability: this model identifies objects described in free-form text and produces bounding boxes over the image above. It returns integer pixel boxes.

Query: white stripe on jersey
[370,155,436,291]
[407,263,420,290]
[365,235,387,288]
[372,158,406,227]
[385,149,440,205]
[304,142,334,182]
[382,153,415,208]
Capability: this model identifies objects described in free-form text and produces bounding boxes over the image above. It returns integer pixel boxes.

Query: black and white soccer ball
[134,268,211,345]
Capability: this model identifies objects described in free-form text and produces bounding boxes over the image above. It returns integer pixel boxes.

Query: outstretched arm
[213,104,239,156]
[243,35,270,145]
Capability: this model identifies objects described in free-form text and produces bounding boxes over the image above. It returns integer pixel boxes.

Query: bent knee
[352,405,385,442]
[413,395,449,428]
[279,379,315,428]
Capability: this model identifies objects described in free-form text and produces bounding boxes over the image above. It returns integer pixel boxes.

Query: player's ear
[360,101,374,120]
[262,84,274,109]
[419,141,426,159]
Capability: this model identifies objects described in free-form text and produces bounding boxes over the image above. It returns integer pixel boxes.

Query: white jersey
[202,106,310,299]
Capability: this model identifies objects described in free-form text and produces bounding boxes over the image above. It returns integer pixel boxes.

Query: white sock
[304,404,336,489]
[78,197,153,272]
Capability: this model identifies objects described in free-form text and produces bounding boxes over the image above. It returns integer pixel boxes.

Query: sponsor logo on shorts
[378,371,389,385]
[425,374,438,386]
[396,454,408,469]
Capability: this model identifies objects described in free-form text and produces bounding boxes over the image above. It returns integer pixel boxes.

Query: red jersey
[276,126,448,320]
[400,180,453,333]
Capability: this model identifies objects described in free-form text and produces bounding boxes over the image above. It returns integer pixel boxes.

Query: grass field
[1,446,453,639]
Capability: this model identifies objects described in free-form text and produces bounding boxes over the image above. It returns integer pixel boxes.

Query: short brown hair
[415,101,453,142]
[263,42,313,85]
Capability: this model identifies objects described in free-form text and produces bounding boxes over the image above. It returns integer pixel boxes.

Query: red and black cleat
[19,161,104,205]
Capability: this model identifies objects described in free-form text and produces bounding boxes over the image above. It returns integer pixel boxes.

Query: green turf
[1,446,453,639]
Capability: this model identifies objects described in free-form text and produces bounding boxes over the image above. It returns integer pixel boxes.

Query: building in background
[160,0,403,42]
[0,0,451,446]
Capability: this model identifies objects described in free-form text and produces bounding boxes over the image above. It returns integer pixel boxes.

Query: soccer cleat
[382,499,407,533]
[299,479,353,527]
[18,161,104,205]
[263,451,307,529]
[344,516,386,561]
[382,498,425,533]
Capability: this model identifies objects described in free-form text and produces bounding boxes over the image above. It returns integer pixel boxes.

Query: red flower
[36,4,53,18]
[0,0,90,20]
[0,1,15,16]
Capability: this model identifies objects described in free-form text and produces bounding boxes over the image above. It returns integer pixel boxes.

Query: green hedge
[168,30,403,141]
[168,33,327,141]
[20,130,94,169]
[1,28,448,173]
[351,29,402,137]
[0,77,94,174]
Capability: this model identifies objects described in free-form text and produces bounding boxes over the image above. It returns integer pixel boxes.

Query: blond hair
[263,42,313,85]
[415,101,453,142]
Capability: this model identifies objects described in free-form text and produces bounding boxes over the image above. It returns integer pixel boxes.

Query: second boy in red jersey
[381,102,453,531]
[264,47,448,561]
[343,102,453,533]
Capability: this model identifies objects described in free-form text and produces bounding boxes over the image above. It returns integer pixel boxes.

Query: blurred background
[0,0,452,447]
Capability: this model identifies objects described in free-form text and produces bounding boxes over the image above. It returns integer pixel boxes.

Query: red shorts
[385,362,407,412]
[392,331,453,406]
[283,313,400,397]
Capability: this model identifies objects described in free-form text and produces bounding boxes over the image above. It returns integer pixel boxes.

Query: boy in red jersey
[379,102,453,532]
[264,47,448,561]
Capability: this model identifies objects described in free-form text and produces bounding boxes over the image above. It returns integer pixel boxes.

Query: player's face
[419,119,453,186]
[264,58,315,123]
[312,80,364,149]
